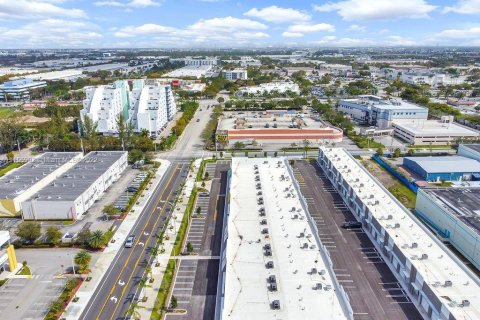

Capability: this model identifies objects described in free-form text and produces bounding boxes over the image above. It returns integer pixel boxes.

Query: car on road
[341,221,362,229]
[125,235,136,248]
[196,119,200,122]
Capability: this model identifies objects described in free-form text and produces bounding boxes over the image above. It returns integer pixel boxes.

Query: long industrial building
[21,151,127,220]
[416,188,480,271]
[217,158,351,320]
[0,152,82,217]
[81,79,176,135]
[458,144,480,162]
[338,95,428,129]
[318,147,480,320]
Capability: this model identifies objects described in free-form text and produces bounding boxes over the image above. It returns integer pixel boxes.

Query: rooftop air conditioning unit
[411,243,418,248]
[462,300,470,307]
[421,254,428,260]
[445,280,453,287]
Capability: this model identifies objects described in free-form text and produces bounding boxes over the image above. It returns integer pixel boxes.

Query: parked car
[125,235,136,248]
[341,221,362,229]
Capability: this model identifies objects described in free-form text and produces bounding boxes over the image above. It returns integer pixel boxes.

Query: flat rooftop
[0,152,81,200]
[218,111,328,131]
[404,156,480,173]
[321,147,480,319]
[422,188,480,236]
[28,151,126,202]
[224,157,347,319]
[343,95,426,111]
[394,120,480,136]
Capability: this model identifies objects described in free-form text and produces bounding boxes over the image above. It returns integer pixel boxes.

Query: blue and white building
[416,188,480,271]
[403,156,480,182]
[338,95,428,129]
[458,144,480,162]
[318,147,480,320]
[0,79,46,101]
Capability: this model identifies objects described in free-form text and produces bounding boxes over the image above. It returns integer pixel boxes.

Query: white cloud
[282,32,304,38]
[189,16,267,32]
[244,5,310,23]
[0,0,86,19]
[94,0,161,8]
[114,16,269,44]
[0,19,102,48]
[313,0,436,21]
[435,27,480,39]
[287,23,335,33]
[347,24,366,32]
[443,0,480,14]
[385,35,416,45]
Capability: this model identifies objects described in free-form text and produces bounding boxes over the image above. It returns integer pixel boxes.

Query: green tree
[186,242,194,254]
[103,204,120,217]
[88,230,105,249]
[376,147,383,157]
[128,149,144,164]
[74,250,92,273]
[45,226,62,245]
[392,148,401,158]
[15,221,41,243]
[75,229,92,246]
[6,151,14,162]
[170,295,178,309]
[302,139,311,157]
[217,97,225,103]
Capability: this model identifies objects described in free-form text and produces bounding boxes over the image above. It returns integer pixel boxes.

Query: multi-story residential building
[184,57,217,66]
[223,69,248,81]
[0,79,46,101]
[129,79,177,134]
[400,71,466,86]
[81,80,130,134]
[81,79,177,135]
[338,95,428,129]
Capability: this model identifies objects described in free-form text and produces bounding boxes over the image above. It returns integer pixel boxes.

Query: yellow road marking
[95,164,181,320]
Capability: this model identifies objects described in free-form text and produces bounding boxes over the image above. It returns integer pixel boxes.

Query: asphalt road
[293,160,422,320]
[79,163,188,320]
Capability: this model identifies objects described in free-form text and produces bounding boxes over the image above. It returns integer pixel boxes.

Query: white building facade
[223,69,248,80]
[238,81,300,96]
[184,57,217,66]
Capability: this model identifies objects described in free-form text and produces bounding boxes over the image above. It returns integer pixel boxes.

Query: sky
[0,0,480,48]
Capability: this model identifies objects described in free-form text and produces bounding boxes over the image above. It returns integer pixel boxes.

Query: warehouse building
[458,144,480,162]
[217,158,351,319]
[318,147,480,320]
[0,152,82,217]
[21,151,127,220]
[338,95,428,129]
[416,188,480,271]
[403,156,480,182]
[392,117,479,145]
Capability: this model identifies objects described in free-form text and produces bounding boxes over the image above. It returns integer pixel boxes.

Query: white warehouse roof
[404,156,480,173]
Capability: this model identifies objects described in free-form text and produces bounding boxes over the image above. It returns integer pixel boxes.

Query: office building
[217,158,351,319]
[21,151,127,220]
[403,156,480,182]
[392,117,480,145]
[0,79,46,101]
[0,231,17,273]
[458,144,480,162]
[400,71,466,86]
[164,65,214,79]
[416,188,480,271]
[338,95,428,129]
[129,79,177,134]
[223,69,248,81]
[81,80,131,134]
[0,152,82,217]
[318,147,480,320]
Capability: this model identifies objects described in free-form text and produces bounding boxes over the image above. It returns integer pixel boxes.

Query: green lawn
[0,279,7,287]
[0,107,18,118]
[0,162,23,177]
[16,266,31,276]
[388,183,417,209]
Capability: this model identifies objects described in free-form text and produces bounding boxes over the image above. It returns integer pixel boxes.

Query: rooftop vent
[445,280,453,287]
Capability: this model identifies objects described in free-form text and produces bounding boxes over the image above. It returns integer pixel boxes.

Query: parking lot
[166,161,229,320]
[293,160,422,320]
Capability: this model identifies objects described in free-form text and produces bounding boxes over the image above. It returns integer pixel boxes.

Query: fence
[372,155,418,193]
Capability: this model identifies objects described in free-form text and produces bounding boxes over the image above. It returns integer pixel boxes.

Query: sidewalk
[136,158,201,319]
[62,159,171,320]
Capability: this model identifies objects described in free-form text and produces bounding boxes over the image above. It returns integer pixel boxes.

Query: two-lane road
[80,163,188,320]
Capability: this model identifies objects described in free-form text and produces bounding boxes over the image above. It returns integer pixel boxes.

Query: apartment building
[81,79,177,135]
[129,79,177,134]
[81,80,130,134]
[338,95,428,129]
[0,79,46,101]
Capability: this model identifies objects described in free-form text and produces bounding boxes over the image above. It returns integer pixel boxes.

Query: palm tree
[140,129,150,138]
[149,246,160,265]
[88,230,105,249]
[74,250,91,273]
[125,302,141,320]
[138,277,150,301]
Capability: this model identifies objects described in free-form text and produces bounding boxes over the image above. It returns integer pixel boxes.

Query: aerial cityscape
[1,1,480,320]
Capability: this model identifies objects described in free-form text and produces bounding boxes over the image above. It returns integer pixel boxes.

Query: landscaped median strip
[61,159,171,320]
[136,158,201,320]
